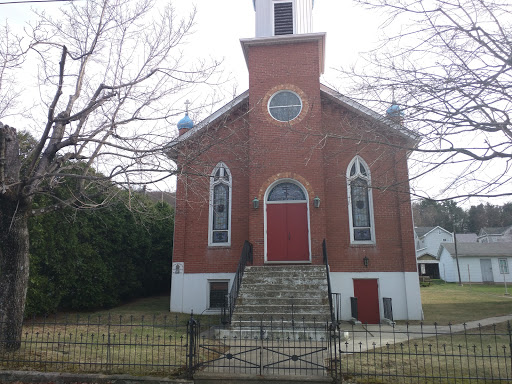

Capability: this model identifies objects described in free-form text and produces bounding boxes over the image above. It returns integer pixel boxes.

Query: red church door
[266,181,310,262]
[353,279,380,324]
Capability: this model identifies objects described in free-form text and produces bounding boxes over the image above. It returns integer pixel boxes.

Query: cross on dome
[177,100,194,131]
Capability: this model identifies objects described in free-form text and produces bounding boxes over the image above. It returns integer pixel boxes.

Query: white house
[438,243,512,283]
[477,226,512,243]
[455,233,478,243]
[415,226,454,278]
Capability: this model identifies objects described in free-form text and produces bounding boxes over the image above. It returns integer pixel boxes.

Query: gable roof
[415,227,435,237]
[173,90,249,145]
[455,233,478,242]
[169,84,420,148]
[415,226,451,238]
[439,242,512,258]
[320,84,419,145]
[418,254,438,261]
[479,226,512,236]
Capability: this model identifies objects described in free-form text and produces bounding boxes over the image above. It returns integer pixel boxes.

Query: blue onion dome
[386,102,404,118]
[177,112,194,130]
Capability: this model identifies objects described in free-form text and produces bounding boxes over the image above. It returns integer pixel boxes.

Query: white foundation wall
[171,271,423,320]
[330,272,424,321]
[170,272,235,314]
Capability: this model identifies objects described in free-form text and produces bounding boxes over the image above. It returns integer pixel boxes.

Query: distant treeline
[412,199,512,233]
[26,192,173,316]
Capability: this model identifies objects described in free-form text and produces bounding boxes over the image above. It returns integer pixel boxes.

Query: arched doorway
[264,180,311,263]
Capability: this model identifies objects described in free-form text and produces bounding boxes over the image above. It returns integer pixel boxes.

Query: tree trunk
[0,199,30,352]
[0,122,29,352]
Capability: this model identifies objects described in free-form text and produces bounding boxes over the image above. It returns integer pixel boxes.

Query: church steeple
[254,0,314,38]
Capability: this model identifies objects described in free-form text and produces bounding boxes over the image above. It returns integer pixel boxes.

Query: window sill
[349,243,376,248]
[208,245,231,250]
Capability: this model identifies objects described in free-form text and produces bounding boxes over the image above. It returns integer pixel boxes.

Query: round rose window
[268,90,302,122]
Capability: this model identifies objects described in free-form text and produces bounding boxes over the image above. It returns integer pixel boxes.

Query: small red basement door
[267,203,309,262]
[353,279,380,324]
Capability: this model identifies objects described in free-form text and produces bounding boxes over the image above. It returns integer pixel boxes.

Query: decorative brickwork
[172,37,417,274]
[260,84,310,126]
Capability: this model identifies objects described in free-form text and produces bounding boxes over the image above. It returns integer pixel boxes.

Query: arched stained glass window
[347,157,375,243]
[267,182,306,201]
[209,163,232,246]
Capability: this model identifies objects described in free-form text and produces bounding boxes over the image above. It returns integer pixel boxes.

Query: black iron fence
[2,314,512,383]
[195,316,332,377]
[331,321,512,383]
[0,314,192,377]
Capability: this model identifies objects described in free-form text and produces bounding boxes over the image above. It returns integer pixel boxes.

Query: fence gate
[189,319,336,378]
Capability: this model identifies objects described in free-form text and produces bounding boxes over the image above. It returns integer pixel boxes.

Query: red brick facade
[172,35,417,276]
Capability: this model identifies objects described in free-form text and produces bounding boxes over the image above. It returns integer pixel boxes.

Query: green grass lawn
[1,296,220,377]
[420,281,512,324]
[341,322,511,384]
[42,295,214,325]
[41,284,512,326]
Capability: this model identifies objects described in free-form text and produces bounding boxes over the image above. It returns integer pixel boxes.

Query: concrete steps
[225,265,332,340]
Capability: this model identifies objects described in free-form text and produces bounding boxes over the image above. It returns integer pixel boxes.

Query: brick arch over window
[209,162,232,246]
[257,172,315,202]
[347,156,376,244]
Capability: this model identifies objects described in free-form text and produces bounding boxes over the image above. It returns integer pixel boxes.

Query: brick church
[169,0,423,323]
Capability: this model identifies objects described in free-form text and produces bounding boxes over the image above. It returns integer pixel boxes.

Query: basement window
[274,2,294,35]
[209,281,229,309]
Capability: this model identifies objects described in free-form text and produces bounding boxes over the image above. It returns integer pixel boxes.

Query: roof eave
[240,33,326,75]
[164,90,249,154]
[320,84,420,148]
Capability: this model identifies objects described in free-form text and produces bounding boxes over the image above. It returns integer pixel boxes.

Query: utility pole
[453,225,463,286]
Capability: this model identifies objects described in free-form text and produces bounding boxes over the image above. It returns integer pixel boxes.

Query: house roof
[439,242,512,258]
[168,84,420,149]
[479,226,512,236]
[174,90,249,144]
[417,254,439,263]
[415,226,451,238]
[415,227,435,237]
[320,85,419,145]
[455,233,478,242]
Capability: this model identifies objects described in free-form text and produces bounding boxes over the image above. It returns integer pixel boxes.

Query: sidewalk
[339,314,512,353]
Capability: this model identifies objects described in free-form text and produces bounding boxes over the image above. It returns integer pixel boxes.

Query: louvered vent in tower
[274,2,293,35]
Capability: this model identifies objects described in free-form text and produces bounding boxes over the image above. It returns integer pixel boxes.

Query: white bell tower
[253,0,314,38]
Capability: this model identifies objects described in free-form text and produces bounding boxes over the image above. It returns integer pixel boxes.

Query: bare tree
[0,0,222,351]
[336,0,512,201]
[0,22,24,120]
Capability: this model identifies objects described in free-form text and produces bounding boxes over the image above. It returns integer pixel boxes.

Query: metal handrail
[322,239,338,325]
[222,240,253,324]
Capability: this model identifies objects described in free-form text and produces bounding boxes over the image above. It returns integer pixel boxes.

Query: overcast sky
[2,1,507,205]
[0,0,390,191]
[2,0,384,103]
